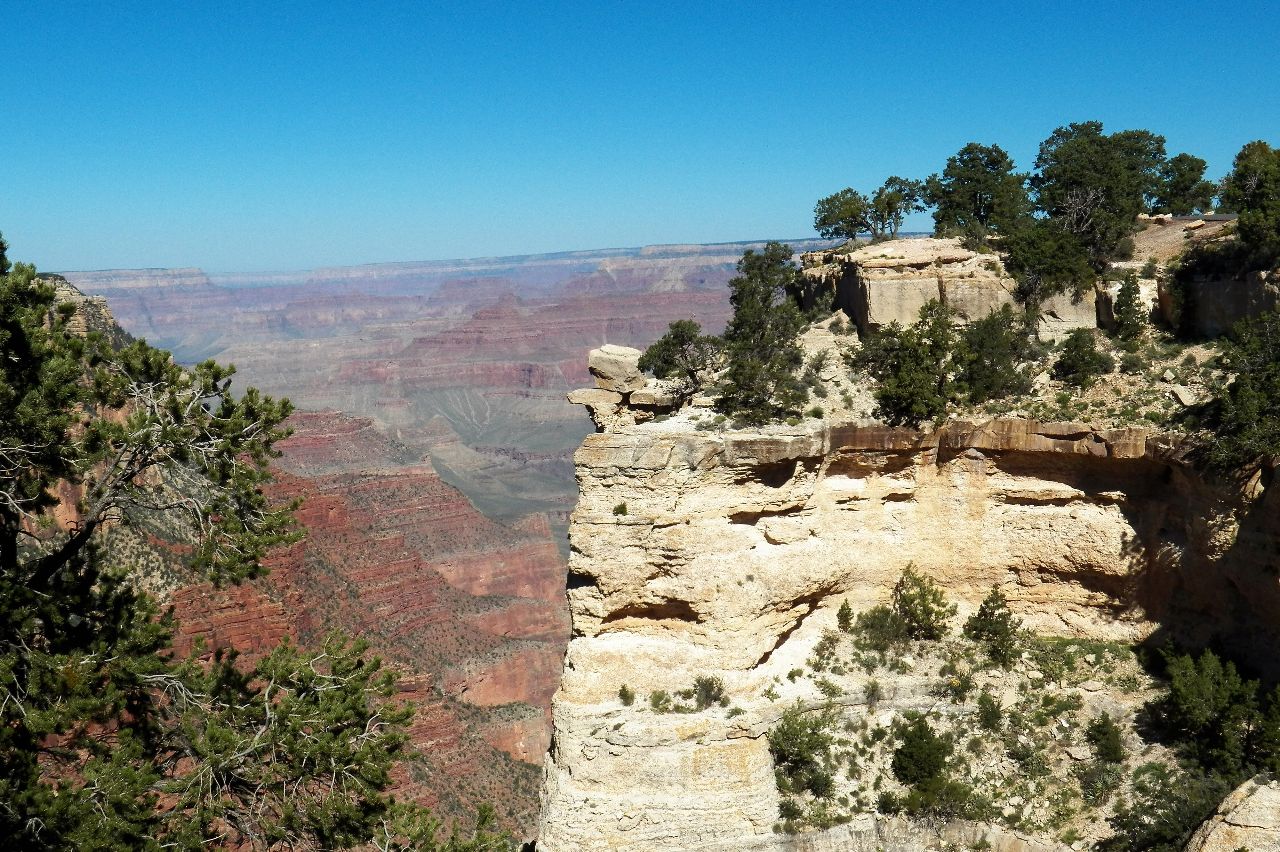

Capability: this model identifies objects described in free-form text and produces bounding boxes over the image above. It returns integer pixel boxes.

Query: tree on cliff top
[815,178,924,242]
[715,242,807,424]
[0,233,511,851]
[1029,121,1167,269]
[1221,139,1280,267]
[637,319,721,397]
[925,142,1030,245]
[814,187,872,242]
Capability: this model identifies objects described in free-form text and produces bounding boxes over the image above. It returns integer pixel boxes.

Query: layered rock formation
[537,379,1280,849]
[800,238,1097,340]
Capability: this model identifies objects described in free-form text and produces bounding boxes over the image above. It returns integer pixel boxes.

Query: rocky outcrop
[800,238,1097,340]
[537,399,1280,850]
[1159,269,1280,337]
[569,345,681,430]
[1185,776,1280,852]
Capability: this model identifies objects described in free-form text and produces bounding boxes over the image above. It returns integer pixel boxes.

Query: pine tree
[0,234,511,851]
[715,243,808,424]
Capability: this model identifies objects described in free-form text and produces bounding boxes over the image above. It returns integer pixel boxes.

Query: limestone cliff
[537,356,1280,850]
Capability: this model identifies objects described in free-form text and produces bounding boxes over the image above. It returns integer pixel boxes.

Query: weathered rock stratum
[538,367,1280,849]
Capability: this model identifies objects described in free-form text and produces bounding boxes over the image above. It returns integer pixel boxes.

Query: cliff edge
[537,345,1280,851]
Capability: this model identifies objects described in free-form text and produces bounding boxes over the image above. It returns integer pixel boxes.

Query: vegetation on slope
[0,233,511,851]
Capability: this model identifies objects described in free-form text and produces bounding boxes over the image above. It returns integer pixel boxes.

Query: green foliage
[976,691,1003,732]
[954,305,1033,404]
[612,502,628,516]
[637,319,721,396]
[715,243,808,424]
[836,599,853,633]
[891,714,952,787]
[1206,308,1280,471]
[1086,713,1126,764]
[768,706,835,798]
[618,684,635,706]
[851,605,907,653]
[1154,152,1216,216]
[1052,329,1115,386]
[1155,649,1258,775]
[1074,760,1123,807]
[815,178,924,242]
[963,586,1022,667]
[869,176,926,240]
[1221,139,1280,267]
[852,301,955,426]
[1029,121,1168,269]
[891,565,956,641]
[1001,218,1095,309]
[649,690,672,712]
[925,142,1031,244]
[692,675,727,710]
[1100,762,1231,852]
[814,187,872,241]
[1113,272,1146,342]
[0,238,500,850]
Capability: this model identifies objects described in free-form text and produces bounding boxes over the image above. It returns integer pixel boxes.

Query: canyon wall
[537,405,1280,850]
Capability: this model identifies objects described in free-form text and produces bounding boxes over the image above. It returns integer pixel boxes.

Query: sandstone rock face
[537,411,1280,851]
[1185,776,1280,852]
[590,344,646,393]
[800,238,1096,340]
[802,238,1017,334]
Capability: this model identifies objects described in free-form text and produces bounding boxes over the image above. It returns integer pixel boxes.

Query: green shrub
[1086,713,1125,764]
[851,301,955,426]
[836,599,853,633]
[892,565,956,641]
[1074,760,1122,806]
[637,318,722,395]
[1100,763,1231,852]
[863,679,883,706]
[852,605,907,652]
[1206,308,1280,471]
[1155,649,1259,774]
[618,684,635,706]
[892,714,952,787]
[954,304,1033,403]
[649,690,672,712]
[807,405,824,419]
[693,675,727,710]
[1120,351,1147,374]
[612,502,627,516]
[963,586,1021,667]
[716,243,808,424]
[768,706,836,798]
[977,691,1003,732]
[1053,329,1115,386]
[1113,272,1146,341]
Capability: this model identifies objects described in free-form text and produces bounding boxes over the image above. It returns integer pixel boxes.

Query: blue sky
[2,1,1277,271]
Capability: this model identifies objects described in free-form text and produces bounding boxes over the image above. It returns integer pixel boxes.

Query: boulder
[1185,776,1280,852]
[588,344,645,392]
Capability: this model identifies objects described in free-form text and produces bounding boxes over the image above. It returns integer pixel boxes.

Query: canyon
[61,241,823,834]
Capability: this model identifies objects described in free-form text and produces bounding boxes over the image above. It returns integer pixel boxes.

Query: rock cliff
[537,354,1280,850]
[800,238,1096,340]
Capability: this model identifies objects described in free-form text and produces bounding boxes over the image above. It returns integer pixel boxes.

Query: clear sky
[2,1,1277,272]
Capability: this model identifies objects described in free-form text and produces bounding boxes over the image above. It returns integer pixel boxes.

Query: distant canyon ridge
[61,239,825,834]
